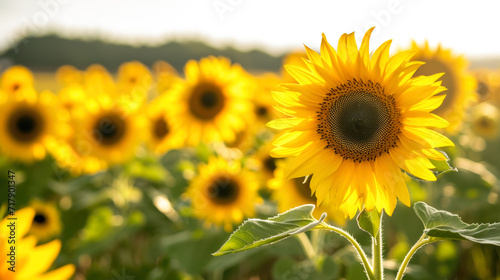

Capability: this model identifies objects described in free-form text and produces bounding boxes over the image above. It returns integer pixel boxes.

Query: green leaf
[414,202,500,246]
[213,204,327,256]
[357,209,382,238]
[429,150,457,176]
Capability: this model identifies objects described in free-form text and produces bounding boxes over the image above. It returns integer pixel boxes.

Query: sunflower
[253,72,283,124]
[470,102,499,140]
[0,207,75,279]
[184,156,262,231]
[408,41,476,133]
[55,65,82,87]
[0,88,70,162]
[83,64,115,96]
[54,94,145,174]
[117,61,152,90]
[0,65,34,95]
[269,160,345,225]
[74,94,145,166]
[268,28,454,218]
[27,200,62,241]
[248,140,281,187]
[153,60,182,95]
[145,94,182,154]
[57,84,87,113]
[166,56,254,146]
[472,68,500,106]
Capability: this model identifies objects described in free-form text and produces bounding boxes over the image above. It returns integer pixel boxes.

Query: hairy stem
[296,232,317,261]
[395,235,435,280]
[322,223,375,280]
[372,224,383,280]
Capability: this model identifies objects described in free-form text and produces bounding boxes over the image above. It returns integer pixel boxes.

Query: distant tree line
[0,34,285,73]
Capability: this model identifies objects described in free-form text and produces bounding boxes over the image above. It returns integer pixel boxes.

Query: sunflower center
[263,156,277,173]
[317,79,401,162]
[207,176,240,205]
[93,114,126,146]
[292,176,316,202]
[33,213,47,224]
[153,116,169,139]
[189,83,225,120]
[7,106,44,143]
[12,83,20,92]
[412,57,456,116]
[478,116,492,128]
[476,81,489,100]
[256,106,268,117]
[336,93,383,143]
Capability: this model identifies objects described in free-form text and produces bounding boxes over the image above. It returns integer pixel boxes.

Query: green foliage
[357,209,382,238]
[213,204,328,256]
[414,201,500,246]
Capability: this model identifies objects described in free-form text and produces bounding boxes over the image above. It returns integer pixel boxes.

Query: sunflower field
[1,27,500,280]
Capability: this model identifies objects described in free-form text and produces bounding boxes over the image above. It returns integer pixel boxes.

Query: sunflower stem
[311,229,324,257]
[372,217,384,280]
[395,235,434,280]
[296,232,317,261]
[322,223,375,280]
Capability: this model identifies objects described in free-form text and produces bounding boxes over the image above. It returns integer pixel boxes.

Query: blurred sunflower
[253,73,282,124]
[116,61,152,108]
[248,141,281,187]
[472,68,500,106]
[83,64,115,96]
[57,84,87,112]
[28,200,62,242]
[74,94,145,166]
[153,60,182,95]
[184,156,262,231]
[269,160,345,225]
[166,56,254,146]
[0,88,70,162]
[145,94,182,154]
[408,41,476,133]
[117,61,152,90]
[470,102,499,140]
[54,94,145,174]
[0,65,34,95]
[56,65,82,87]
[268,28,454,218]
[0,207,75,280]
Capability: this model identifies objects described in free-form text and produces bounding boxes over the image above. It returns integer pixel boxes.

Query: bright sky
[0,0,499,58]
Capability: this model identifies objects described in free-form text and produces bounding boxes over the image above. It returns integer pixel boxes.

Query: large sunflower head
[407,41,477,133]
[0,65,34,95]
[0,208,75,280]
[184,156,262,231]
[0,88,70,162]
[268,28,454,218]
[166,56,255,146]
[28,199,62,241]
[269,160,345,225]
